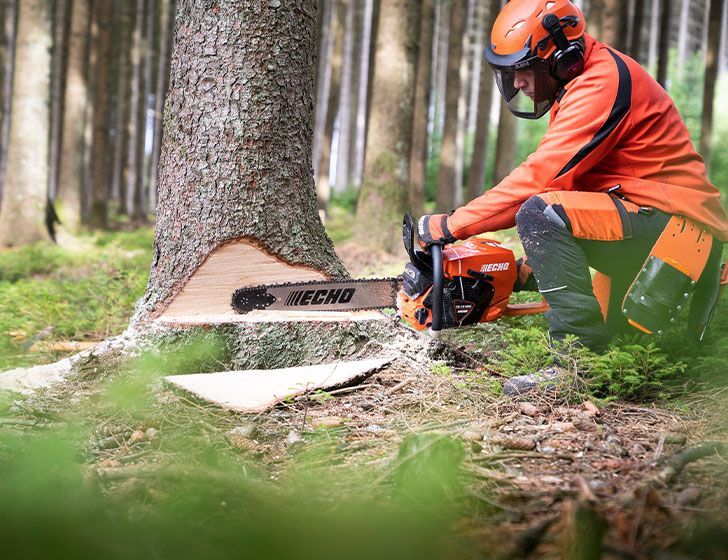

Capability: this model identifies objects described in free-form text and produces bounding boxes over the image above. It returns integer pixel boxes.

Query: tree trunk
[142,0,156,212]
[435,0,466,212]
[434,1,450,141]
[588,0,625,49]
[111,0,132,210]
[649,0,660,70]
[134,0,346,324]
[312,0,335,178]
[0,0,52,246]
[350,0,374,189]
[466,0,497,201]
[148,0,176,213]
[409,0,435,216]
[492,100,517,185]
[56,0,90,230]
[0,0,18,205]
[677,0,691,65]
[125,0,146,220]
[629,0,646,61]
[333,0,355,194]
[700,0,724,170]
[355,0,420,252]
[453,0,474,207]
[657,0,672,87]
[48,0,69,202]
[316,0,345,214]
[87,0,112,229]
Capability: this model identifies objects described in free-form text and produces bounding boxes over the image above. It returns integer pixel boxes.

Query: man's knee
[516,194,569,237]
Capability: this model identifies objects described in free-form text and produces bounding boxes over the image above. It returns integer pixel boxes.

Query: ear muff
[541,13,584,83]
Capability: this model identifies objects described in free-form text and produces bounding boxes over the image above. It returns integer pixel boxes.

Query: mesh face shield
[489,55,561,120]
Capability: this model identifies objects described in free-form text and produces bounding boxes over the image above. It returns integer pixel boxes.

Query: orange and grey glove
[513,256,538,292]
[417,214,456,249]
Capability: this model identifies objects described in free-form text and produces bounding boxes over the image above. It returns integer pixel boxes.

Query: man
[418,0,728,360]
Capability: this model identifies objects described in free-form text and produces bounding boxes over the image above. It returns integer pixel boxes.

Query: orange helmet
[485,0,586,119]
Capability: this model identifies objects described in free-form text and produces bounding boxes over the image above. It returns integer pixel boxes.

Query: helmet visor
[489,56,558,120]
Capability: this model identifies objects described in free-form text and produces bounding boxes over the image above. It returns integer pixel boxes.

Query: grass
[0,229,153,370]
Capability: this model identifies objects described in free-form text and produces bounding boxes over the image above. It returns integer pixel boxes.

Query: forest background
[0,0,727,558]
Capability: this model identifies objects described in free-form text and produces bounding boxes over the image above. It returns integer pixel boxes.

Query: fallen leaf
[582,401,601,417]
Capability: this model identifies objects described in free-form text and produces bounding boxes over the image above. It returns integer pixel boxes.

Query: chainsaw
[231,214,548,333]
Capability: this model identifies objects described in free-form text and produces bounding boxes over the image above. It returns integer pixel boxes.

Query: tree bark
[588,0,625,49]
[87,0,112,229]
[316,0,345,213]
[48,0,69,202]
[466,0,497,201]
[700,0,724,170]
[435,0,467,212]
[125,0,146,220]
[148,0,176,212]
[492,100,517,185]
[333,0,355,194]
[657,0,672,87]
[629,0,646,61]
[355,0,420,252]
[56,0,90,230]
[350,0,374,189]
[134,0,346,324]
[312,0,335,179]
[409,0,435,216]
[0,0,18,205]
[0,0,53,247]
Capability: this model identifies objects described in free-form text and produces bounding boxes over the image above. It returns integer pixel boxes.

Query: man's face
[513,69,535,100]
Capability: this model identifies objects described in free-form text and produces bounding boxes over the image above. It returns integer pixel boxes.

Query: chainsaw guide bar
[231,278,401,314]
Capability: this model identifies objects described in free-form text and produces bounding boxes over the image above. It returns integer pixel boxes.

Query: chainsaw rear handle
[430,243,444,333]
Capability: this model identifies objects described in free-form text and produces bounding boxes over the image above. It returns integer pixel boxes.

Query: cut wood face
[164,357,392,413]
[157,240,386,324]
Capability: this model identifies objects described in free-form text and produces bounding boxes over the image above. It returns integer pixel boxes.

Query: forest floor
[0,216,726,559]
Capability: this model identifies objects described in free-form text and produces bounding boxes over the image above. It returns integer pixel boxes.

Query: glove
[513,257,538,292]
[417,214,456,249]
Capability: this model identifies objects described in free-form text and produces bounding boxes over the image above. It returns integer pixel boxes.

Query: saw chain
[231,277,401,314]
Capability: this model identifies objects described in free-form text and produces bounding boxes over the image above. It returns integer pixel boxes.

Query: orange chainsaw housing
[397,238,545,331]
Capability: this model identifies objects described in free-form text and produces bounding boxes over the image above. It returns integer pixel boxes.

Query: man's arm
[425,49,633,242]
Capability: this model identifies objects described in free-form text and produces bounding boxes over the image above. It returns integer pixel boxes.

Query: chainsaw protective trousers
[515,192,672,352]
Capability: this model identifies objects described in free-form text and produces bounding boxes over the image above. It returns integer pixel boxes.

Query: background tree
[466,0,498,201]
[409,0,435,216]
[355,0,421,252]
[57,0,90,230]
[435,0,467,211]
[657,0,673,87]
[135,0,346,323]
[0,0,18,204]
[0,0,53,247]
[700,0,724,169]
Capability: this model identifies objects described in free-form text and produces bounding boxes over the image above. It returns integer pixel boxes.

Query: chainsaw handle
[430,243,444,332]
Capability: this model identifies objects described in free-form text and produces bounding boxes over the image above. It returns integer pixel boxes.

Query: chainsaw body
[397,214,546,332]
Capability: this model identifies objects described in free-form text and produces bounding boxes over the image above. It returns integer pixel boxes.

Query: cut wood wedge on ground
[163,357,393,413]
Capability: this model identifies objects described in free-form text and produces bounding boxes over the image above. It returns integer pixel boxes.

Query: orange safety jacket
[447,34,728,242]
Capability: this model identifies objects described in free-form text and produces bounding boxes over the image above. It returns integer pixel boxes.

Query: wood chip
[490,435,537,451]
[582,401,601,417]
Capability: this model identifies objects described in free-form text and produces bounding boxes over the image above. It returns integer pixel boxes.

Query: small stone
[144,428,158,440]
[129,430,146,444]
[268,0,281,6]
[502,367,561,396]
[285,430,302,446]
[229,424,257,439]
